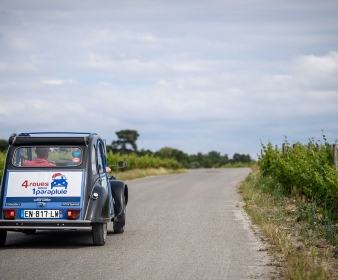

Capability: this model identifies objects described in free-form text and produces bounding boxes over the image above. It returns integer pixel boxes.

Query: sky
[0,0,337,159]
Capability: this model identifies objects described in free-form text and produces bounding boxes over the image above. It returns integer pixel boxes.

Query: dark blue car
[0,132,128,247]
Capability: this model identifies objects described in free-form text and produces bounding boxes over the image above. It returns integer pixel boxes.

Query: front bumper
[0,220,92,230]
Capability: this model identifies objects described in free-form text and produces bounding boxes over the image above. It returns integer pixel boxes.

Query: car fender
[85,185,111,223]
[110,180,128,216]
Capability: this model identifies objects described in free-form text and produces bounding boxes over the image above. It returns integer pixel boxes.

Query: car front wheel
[114,196,126,234]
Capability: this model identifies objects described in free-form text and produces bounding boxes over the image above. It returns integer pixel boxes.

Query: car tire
[92,223,107,246]
[0,230,7,247]
[114,227,124,234]
[113,196,126,234]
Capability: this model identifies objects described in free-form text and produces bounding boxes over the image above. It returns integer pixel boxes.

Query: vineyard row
[258,136,338,209]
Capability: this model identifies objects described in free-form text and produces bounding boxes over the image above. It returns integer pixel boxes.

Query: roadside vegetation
[106,151,180,170]
[240,135,338,279]
[149,147,253,169]
[110,167,186,181]
[106,151,186,180]
[0,151,184,182]
[0,129,254,182]
[0,152,5,181]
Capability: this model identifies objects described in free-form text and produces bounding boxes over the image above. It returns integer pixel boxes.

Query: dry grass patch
[109,167,187,181]
[240,168,338,279]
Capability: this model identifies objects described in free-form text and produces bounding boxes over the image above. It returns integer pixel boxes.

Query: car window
[13,147,83,167]
[96,143,104,173]
[91,145,97,175]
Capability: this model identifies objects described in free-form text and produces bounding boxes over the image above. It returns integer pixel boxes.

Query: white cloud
[138,34,157,42]
[297,52,338,74]
[171,63,203,72]
[41,79,76,85]
[0,62,39,74]
[158,79,170,87]
[10,37,35,51]
[290,52,338,91]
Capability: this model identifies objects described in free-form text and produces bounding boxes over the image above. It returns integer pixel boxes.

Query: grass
[240,165,337,279]
[109,167,187,181]
[222,161,255,168]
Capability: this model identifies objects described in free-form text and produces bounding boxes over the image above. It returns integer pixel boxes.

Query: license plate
[21,210,62,219]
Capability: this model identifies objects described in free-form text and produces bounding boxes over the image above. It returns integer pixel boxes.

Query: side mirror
[117,160,128,168]
[109,161,128,173]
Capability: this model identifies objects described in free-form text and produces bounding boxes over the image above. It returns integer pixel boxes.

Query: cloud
[41,79,77,85]
[10,37,35,51]
[0,62,38,74]
[0,0,337,159]
[298,52,338,73]
[292,51,338,90]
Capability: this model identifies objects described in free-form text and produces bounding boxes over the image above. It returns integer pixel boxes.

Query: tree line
[0,130,253,168]
[109,130,253,168]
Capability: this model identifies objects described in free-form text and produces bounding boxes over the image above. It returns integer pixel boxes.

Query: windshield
[13,147,83,167]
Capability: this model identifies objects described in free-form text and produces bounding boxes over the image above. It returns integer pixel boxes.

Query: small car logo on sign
[51,173,68,189]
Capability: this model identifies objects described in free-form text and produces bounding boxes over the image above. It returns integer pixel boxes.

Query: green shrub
[258,135,338,209]
[106,151,180,171]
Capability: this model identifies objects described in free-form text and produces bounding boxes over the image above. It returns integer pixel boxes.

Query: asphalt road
[0,168,273,280]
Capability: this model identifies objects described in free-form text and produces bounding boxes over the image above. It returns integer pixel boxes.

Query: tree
[0,140,8,152]
[207,151,229,167]
[0,133,16,152]
[137,149,154,156]
[111,130,139,154]
[231,153,251,163]
[155,147,190,168]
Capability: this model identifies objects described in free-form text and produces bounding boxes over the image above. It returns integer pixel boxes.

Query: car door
[96,140,113,216]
